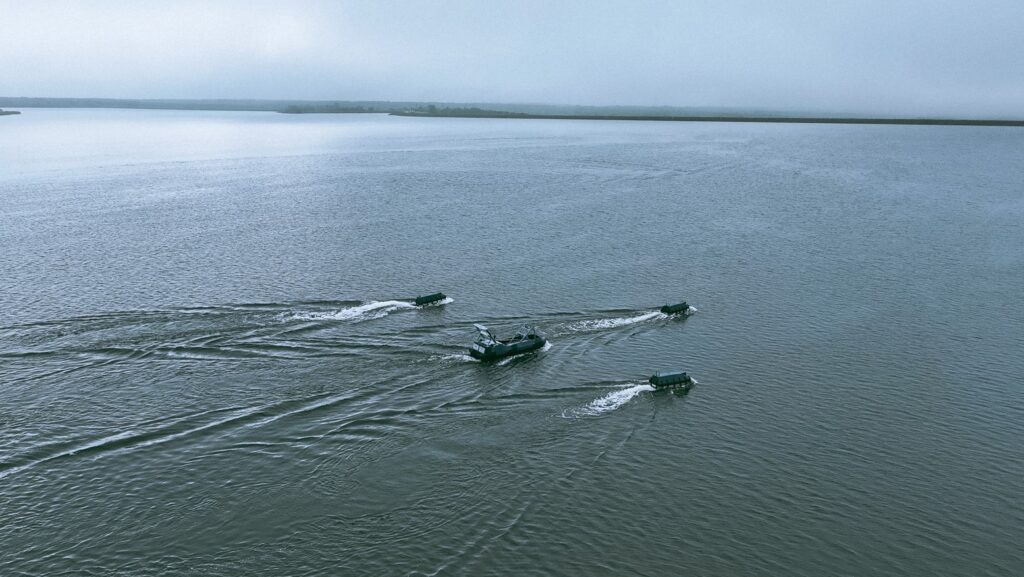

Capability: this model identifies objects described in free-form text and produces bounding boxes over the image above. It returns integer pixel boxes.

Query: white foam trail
[564,383,654,418]
[419,297,454,307]
[564,311,665,333]
[283,301,416,322]
[429,353,477,363]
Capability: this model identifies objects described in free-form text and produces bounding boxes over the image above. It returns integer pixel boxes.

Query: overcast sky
[2,0,1023,116]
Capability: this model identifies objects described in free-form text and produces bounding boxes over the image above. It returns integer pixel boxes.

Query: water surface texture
[2,110,1022,576]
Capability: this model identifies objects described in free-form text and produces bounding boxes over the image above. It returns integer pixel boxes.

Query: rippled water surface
[2,110,1022,576]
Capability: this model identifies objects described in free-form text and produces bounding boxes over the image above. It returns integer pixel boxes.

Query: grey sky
[3,0,1022,115]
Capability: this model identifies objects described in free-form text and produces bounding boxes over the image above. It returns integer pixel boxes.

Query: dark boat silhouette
[413,292,447,306]
[660,301,691,315]
[468,324,546,361]
[649,371,694,390]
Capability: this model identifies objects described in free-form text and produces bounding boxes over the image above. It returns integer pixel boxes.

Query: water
[1,110,1022,576]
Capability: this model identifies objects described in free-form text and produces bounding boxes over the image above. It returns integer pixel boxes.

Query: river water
[1,110,1022,576]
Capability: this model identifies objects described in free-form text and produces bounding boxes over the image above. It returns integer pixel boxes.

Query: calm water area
[1,110,1022,576]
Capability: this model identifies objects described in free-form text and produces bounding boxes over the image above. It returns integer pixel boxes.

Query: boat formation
[408,293,697,389]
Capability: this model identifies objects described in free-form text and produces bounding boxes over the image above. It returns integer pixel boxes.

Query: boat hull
[414,292,447,306]
[649,371,693,388]
[660,302,690,315]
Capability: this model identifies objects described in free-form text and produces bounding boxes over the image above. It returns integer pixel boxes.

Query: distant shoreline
[1,97,1021,127]
[390,110,1024,127]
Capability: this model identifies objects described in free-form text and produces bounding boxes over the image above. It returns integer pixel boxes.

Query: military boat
[660,301,691,315]
[468,324,546,361]
[413,292,447,306]
[649,370,694,390]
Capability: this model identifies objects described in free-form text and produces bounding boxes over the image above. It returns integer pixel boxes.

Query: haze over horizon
[3,0,1023,118]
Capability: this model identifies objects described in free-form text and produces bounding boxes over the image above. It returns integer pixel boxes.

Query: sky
[2,0,1023,116]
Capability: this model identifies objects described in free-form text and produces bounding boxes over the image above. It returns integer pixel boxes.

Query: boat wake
[562,382,654,418]
[418,297,454,307]
[0,404,264,480]
[427,352,478,364]
[559,311,666,334]
[0,386,386,480]
[281,300,417,323]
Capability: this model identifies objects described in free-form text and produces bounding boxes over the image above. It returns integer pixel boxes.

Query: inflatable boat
[468,324,546,361]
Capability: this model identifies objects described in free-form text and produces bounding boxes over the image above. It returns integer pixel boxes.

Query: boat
[649,370,694,390]
[468,324,546,361]
[413,292,447,306]
[660,301,691,315]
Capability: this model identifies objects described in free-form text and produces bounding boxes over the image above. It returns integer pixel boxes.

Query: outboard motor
[660,301,690,315]
[414,292,447,306]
